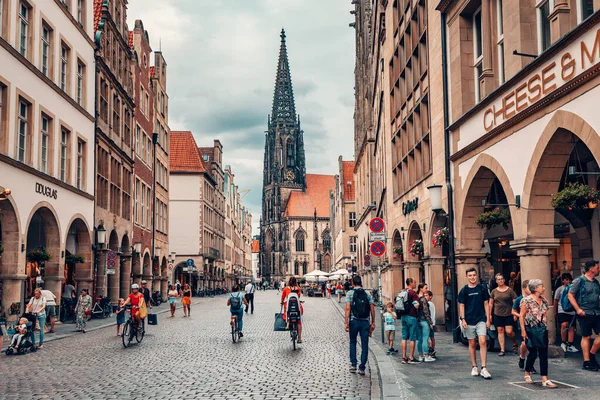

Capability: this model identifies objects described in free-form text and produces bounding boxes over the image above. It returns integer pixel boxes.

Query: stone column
[424,257,446,326]
[549,0,571,44]
[512,239,560,346]
[404,261,421,284]
[95,250,107,298]
[120,256,132,299]
[0,274,27,322]
[106,254,120,303]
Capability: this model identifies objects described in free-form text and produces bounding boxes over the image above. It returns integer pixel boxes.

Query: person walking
[397,278,420,364]
[520,279,557,388]
[41,289,57,333]
[344,275,375,375]
[417,283,435,362]
[244,280,255,314]
[326,281,332,299]
[27,288,47,348]
[512,280,537,373]
[74,288,92,334]
[168,285,178,317]
[458,267,492,379]
[568,260,600,371]
[427,290,436,358]
[553,273,577,353]
[383,302,398,354]
[61,281,76,320]
[490,273,518,356]
[181,283,192,317]
[336,282,343,303]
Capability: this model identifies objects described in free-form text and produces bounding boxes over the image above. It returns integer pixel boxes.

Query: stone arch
[0,191,21,317]
[429,212,449,258]
[391,229,403,263]
[294,227,306,252]
[406,220,423,261]
[108,230,119,251]
[457,154,518,252]
[142,250,151,277]
[523,110,600,239]
[64,217,93,285]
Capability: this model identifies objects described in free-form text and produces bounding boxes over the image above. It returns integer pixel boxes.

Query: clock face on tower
[284,169,295,181]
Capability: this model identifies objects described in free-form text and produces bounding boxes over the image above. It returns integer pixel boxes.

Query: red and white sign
[370,241,386,257]
[369,217,385,233]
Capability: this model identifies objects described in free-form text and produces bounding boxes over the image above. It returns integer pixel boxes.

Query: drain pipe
[440,12,460,344]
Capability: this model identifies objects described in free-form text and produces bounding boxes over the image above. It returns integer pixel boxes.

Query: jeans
[417,320,431,355]
[231,309,244,331]
[526,345,548,376]
[245,293,255,314]
[401,315,418,342]
[349,319,370,371]
[33,313,46,346]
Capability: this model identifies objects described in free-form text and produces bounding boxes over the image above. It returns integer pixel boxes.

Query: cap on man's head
[141,280,147,284]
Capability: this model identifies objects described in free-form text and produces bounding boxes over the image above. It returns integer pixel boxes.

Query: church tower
[260,29,306,281]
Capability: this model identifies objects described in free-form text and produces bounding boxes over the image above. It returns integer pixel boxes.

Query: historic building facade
[331,157,357,272]
[260,30,334,282]
[0,0,95,322]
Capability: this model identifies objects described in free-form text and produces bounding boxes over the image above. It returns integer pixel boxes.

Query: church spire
[271,28,296,123]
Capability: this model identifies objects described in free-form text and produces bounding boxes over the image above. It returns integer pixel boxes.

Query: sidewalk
[334,296,600,399]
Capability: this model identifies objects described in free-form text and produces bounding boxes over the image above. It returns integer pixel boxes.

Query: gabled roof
[169,131,207,173]
[93,0,103,32]
[285,174,334,218]
[251,239,260,253]
[342,161,356,201]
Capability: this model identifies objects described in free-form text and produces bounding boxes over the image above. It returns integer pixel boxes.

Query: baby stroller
[5,313,37,355]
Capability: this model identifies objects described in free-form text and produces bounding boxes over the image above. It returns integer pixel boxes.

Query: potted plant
[476,208,511,230]
[551,182,600,210]
[26,248,51,263]
[65,254,85,265]
[393,246,404,261]
[409,239,425,258]
[432,227,450,248]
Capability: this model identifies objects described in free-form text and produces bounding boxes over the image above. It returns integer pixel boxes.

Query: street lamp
[427,185,443,212]
[96,224,106,246]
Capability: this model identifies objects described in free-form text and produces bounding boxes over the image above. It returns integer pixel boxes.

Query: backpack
[395,290,410,315]
[561,277,585,313]
[230,293,242,310]
[351,288,371,319]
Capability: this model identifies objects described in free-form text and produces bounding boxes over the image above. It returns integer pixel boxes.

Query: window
[99,79,108,122]
[538,1,553,53]
[202,154,209,162]
[140,182,145,226]
[141,131,146,161]
[497,0,505,85]
[19,2,28,57]
[146,187,151,228]
[112,95,120,135]
[0,0,4,37]
[350,236,357,253]
[349,212,356,228]
[76,139,84,189]
[134,179,140,224]
[77,0,84,26]
[135,125,141,156]
[579,0,594,22]
[146,137,151,164]
[322,230,331,250]
[0,85,6,148]
[473,7,483,103]
[286,139,294,167]
[41,25,51,76]
[123,108,131,145]
[60,129,69,182]
[295,231,305,252]
[40,115,49,173]
[144,92,149,116]
[96,147,109,209]
[77,61,84,106]
[17,100,28,162]
[61,44,69,92]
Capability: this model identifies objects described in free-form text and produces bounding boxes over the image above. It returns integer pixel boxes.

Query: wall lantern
[134,242,142,254]
[427,185,443,212]
[97,224,107,245]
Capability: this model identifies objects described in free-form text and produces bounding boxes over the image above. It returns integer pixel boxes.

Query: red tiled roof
[251,240,260,253]
[285,174,335,218]
[93,0,103,32]
[128,31,134,49]
[342,161,356,201]
[169,131,207,173]
[150,66,156,78]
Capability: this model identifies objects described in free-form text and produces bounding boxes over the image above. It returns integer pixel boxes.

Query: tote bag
[526,325,548,349]
[274,305,286,331]
[139,297,148,319]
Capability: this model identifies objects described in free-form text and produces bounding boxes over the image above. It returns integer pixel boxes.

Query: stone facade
[331,157,357,272]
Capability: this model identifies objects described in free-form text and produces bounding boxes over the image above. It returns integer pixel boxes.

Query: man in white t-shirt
[41,289,57,333]
[244,281,255,314]
[554,273,578,353]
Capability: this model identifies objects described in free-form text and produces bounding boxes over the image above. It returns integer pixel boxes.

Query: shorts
[336,290,342,294]
[45,305,56,317]
[578,315,600,337]
[557,313,575,326]
[401,315,418,342]
[465,321,487,340]
[168,298,177,305]
[385,330,396,342]
[182,296,191,306]
[493,314,513,328]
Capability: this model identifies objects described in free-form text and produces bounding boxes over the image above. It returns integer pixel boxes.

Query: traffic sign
[106,259,116,269]
[369,232,386,242]
[364,254,371,262]
[364,259,371,267]
[186,258,194,267]
[107,250,116,260]
[168,263,174,271]
[369,217,385,233]
[370,241,386,257]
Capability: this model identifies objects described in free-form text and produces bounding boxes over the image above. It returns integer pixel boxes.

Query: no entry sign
[370,241,386,257]
[369,217,385,233]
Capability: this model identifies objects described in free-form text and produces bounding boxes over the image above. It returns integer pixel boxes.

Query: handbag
[525,325,548,349]
[147,313,158,325]
[274,305,287,332]
[85,309,92,316]
[139,298,148,319]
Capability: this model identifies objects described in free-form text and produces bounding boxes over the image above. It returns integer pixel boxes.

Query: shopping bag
[274,306,286,331]
[147,313,158,325]
[139,298,148,319]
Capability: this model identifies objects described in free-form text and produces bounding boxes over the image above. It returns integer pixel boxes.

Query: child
[115,298,126,336]
[9,317,29,349]
[383,302,398,355]
[427,291,436,358]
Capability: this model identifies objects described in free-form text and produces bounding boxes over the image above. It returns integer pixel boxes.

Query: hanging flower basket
[27,248,51,263]
[551,182,600,210]
[432,227,450,248]
[476,208,511,230]
[65,254,85,264]
[409,239,424,258]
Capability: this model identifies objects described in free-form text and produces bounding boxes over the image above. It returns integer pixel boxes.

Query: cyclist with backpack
[227,285,248,337]
[396,278,420,364]
[344,275,375,375]
[281,277,304,343]
[567,260,600,371]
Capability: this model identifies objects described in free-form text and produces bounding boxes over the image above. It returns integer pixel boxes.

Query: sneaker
[561,342,568,352]
[350,365,357,373]
[583,361,599,371]
[358,369,366,375]
[471,367,479,377]
[401,357,408,364]
[480,367,492,379]
[429,350,436,358]
[424,356,436,362]
[417,356,425,362]
[567,345,579,353]
[392,347,399,353]
[518,357,525,370]
[239,332,244,338]
[386,349,392,355]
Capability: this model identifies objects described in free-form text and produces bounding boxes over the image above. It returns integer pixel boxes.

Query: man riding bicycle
[281,276,304,343]
[227,285,248,337]
[122,284,144,331]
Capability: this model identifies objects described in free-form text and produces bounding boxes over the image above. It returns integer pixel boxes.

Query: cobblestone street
[0,292,374,400]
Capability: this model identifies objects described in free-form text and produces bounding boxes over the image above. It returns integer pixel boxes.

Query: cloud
[127,0,355,235]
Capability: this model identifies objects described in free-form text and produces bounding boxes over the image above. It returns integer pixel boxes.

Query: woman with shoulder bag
[519,279,556,388]
[27,288,47,348]
[75,288,92,333]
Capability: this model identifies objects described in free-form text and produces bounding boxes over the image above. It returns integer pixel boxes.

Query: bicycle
[59,298,76,323]
[91,297,112,319]
[121,306,144,348]
[287,300,304,350]
[231,315,241,343]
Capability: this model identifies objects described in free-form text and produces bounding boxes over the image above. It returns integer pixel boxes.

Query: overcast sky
[127,0,356,235]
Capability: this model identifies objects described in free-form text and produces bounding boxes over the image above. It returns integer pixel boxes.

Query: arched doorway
[64,218,92,298]
[25,206,60,300]
[119,234,131,300]
[406,221,424,283]
[0,194,20,318]
[142,252,151,284]
[322,253,332,272]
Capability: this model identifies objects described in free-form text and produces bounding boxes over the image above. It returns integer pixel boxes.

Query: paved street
[0,292,375,400]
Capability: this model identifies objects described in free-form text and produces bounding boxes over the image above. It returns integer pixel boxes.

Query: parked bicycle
[91,296,112,319]
[59,298,76,323]
[151,291,163,306]
[121,306,144,348]
[231,314,241,343]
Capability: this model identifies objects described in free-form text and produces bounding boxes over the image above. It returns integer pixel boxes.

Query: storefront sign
[35,182,57,199]
[402,197,419,216]
[483,26,600,132]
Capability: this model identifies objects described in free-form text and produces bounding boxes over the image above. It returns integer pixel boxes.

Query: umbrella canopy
[328,274,342,281]
[330,269,350,277]
[304,269,330,277]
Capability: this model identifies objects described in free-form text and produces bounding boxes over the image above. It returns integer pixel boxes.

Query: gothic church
[260,30,334,282]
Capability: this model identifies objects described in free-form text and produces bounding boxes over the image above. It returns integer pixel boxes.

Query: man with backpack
[554,273,577,353]
[344,275,375,375]
[396,278,420,363]
[227,285,248,337]
[568,260,600,371]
